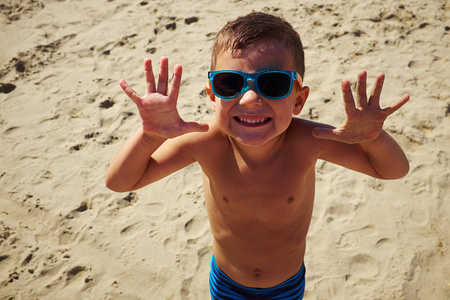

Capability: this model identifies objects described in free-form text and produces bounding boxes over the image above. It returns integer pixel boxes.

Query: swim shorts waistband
[209,256,305,299]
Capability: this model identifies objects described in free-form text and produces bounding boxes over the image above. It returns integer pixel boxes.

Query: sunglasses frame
[208,70,299,100]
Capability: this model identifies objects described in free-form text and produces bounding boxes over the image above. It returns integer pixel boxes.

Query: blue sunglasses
[208,70,299,100]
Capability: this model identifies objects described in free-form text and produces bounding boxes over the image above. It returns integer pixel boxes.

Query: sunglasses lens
[257,72,291,98]
[213,73,245,98]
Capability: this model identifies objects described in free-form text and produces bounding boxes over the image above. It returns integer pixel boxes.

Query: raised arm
[105,57,208,192]
[313,71,410,179]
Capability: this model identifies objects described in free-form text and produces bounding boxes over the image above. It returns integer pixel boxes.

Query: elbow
[105,173,117,192]
[394,159,410,179]
[105,167,135,192]
[105,176,133,193]
[105,180,121,193]
[105,183,123,193]
[396,162,410,179]
[380,161,410,180]
[106,183,133,193]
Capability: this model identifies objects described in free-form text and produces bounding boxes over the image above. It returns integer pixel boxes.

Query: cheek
[275,101,296,116]
[213,102,232,123]
[273,103,296,127]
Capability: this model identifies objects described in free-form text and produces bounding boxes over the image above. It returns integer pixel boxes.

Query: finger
[119,79,141,104]
[168,64,182,101]
[157,56,169,95]
[341,79,356,114]
[144,58,156,94]
[356,70,367,108]
[368,72,385,107]
[383,94,410,116]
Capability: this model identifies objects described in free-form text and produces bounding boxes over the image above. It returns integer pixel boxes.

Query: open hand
[312,70,409,144]
[120,57,209,139]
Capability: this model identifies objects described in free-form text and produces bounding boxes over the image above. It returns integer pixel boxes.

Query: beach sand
[0,0,449,299]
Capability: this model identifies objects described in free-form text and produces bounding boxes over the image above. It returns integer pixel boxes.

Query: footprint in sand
[181,277,193,298]
[184,214,209,240]
[163,237,176,253]
[337,224,377,250]
[374,237,396,256]
[120,221,142,237]
[347,253,379,279]
[325,202,358,223]
[145,202,166,218]
[149,222,175,244]
[176,251,200,279]
[409,199,429,225]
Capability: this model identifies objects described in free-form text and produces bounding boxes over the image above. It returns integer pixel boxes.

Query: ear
[205,82,217,111]
[293,86,309,115]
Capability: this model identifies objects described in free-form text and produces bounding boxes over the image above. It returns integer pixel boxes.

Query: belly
[206,192,314,287]
[201,164,316,287]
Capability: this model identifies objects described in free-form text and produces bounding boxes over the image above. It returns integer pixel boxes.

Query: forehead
[215,41,294,72]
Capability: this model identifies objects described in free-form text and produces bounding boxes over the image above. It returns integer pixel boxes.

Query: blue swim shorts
[209,256,305,299]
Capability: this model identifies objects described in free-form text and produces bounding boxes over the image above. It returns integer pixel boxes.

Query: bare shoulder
[286,118,337,154]
[290,117,334,129]
[288,117,333,138]
[148,119,224,175]
[166,119,227,159]
[177,119,224,146]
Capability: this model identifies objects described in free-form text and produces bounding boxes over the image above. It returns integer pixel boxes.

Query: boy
[106,12,409,299]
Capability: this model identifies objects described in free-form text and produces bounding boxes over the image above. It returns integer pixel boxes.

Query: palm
[313,71,409,144]
[129,83,185,138]
[120,57,208,138]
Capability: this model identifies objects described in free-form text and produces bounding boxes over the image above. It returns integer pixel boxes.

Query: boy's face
[207,41,309,148]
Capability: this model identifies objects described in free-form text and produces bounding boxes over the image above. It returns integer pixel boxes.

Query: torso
[192,118,320,288]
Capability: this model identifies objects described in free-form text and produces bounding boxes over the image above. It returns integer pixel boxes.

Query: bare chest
[203,153,316,222]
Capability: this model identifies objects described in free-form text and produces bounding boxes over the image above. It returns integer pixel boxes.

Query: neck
[228,132,287,167]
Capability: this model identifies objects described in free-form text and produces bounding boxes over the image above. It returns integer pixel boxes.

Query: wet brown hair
[210,12,305,79]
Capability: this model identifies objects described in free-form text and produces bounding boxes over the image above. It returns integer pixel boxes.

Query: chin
[231,133,282,148]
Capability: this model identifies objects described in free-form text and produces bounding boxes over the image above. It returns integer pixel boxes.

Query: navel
[287,196,295,204]
[222,196,229,203]
[253,268,262,278]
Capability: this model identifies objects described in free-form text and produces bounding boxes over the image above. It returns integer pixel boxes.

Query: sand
[0,0,449,299]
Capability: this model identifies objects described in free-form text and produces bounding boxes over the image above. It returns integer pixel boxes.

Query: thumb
[312,127,341,141]
[181,121,209,134]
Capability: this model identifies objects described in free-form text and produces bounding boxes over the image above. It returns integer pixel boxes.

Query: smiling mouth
[234,116,271,126]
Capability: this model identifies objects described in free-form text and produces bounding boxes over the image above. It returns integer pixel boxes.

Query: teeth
[238,117,268,124]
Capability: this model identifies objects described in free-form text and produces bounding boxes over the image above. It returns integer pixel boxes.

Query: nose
[239,81,262,107]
